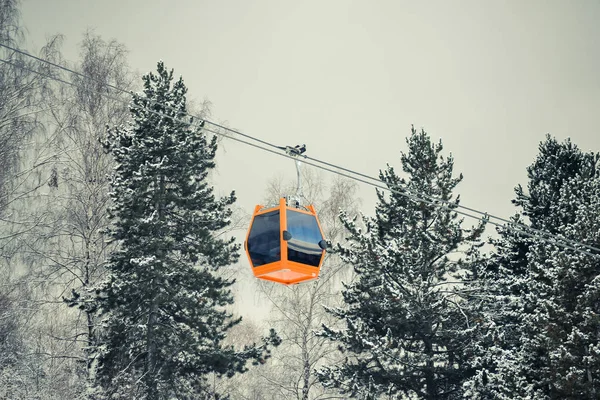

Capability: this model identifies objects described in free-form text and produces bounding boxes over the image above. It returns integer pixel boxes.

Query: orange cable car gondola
[244,145,328,285]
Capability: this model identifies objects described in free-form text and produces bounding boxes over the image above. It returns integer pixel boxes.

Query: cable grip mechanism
[278,144,306,208]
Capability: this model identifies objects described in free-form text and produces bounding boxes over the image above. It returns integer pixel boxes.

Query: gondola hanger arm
[275,144,307,208]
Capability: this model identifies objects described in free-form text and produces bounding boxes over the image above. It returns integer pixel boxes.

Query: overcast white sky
[19,0,600,320]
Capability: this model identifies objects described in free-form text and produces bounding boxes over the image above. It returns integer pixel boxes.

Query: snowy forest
[2,1,600,399]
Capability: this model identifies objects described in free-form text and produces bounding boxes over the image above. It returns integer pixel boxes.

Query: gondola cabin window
[286,210,322,267]
[247,210,281,267]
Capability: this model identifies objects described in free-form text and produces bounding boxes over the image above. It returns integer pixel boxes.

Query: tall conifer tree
[318,127,485,399]
[464,136,600,399]
[90,62,277,399]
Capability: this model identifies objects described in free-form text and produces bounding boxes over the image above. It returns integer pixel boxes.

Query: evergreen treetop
[90,61,278,400]
[464,135,600,399]
[318,126,485,400]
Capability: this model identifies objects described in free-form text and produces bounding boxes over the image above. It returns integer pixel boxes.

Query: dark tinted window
[286,210,323,267]
[247,211,281,267]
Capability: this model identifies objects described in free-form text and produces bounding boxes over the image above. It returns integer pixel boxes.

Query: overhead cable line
[6,41,597,254]
[0,43,280,151]
[5,42,597,257]
[203,124,600,258]
[2,44,600,259]
[300,153,600,256]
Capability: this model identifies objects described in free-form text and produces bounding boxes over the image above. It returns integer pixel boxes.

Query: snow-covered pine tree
[463,135,600,399]
[516,139,600,399]
[318,126,486,400]
[546,172,600,398]
[521,174,600,399]
[461,215,535,399]
[90,61,278,400]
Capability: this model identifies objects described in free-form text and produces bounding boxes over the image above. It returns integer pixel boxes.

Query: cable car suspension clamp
[280,144,306,208]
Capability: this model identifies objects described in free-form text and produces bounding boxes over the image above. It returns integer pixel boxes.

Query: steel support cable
[0,42,279,151]
[199,127,599,258]
[2,48,600,259]
[5,41,595,253]
[301,153,600,255]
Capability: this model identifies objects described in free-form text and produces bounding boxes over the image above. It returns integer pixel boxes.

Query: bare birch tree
[0,0,59,255]
[21,32,135,392]
[0,1,75,396]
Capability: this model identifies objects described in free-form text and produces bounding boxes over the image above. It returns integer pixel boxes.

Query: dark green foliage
[464,135,600,399]
[514,135,599,232]
[89,61,278,399]
[318,126,486,399]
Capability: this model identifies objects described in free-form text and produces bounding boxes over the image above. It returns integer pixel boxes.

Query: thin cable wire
[301,153,600,255]
[0,42,581,244]
[6,42,596,255]
[1,53,597,258]
[0,42,280,150]
[2,48,600,259]
[2,54,597,258]
[200,127,599,258]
